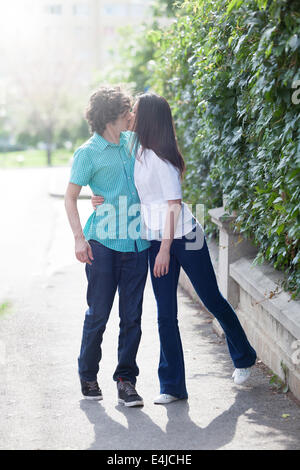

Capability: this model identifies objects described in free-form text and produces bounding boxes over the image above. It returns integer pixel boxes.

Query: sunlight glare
[0,0,41,51]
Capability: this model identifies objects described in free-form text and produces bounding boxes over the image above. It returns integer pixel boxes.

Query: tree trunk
[47,146,52,166]
[46,126,54,166]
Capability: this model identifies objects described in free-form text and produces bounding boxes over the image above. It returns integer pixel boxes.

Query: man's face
[114,109,133,133]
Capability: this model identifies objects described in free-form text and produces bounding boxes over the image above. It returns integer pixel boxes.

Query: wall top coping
[230,257,300,339]
[208,206,236,228]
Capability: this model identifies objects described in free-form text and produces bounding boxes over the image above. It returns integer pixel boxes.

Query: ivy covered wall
[115,0,300,298]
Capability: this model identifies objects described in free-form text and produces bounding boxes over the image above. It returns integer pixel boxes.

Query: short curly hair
[85,86,132,135]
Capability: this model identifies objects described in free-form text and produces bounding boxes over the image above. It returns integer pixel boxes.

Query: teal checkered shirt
[69,131,150,253]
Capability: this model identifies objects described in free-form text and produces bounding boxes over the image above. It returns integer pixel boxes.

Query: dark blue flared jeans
[149,224,257,399]
[78,239,149,384]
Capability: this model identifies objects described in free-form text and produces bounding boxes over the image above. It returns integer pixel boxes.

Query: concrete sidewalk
[0,166,299,450]
[1,256,300,450]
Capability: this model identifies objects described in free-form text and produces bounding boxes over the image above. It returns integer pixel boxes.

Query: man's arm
[64,182,94,265]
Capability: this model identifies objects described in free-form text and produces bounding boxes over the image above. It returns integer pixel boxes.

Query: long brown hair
[132,93,186,178]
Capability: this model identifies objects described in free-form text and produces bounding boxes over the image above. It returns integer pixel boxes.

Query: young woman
[92,92,257,404]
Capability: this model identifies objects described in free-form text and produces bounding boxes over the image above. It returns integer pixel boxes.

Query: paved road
[0,167,300,450]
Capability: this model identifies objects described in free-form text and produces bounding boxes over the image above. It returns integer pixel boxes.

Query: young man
[64,86,150,406]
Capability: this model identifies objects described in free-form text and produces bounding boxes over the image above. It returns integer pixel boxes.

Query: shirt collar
[92,131,127,151]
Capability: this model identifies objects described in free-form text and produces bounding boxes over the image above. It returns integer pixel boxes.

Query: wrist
[159,243,171,253]
[75,233,85,242]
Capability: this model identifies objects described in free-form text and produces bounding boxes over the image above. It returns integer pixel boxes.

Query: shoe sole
[233,377,251,385]
[118,398,144,407]
[82,395,103,401]
[154,399,179,405]
[154,397,181,404]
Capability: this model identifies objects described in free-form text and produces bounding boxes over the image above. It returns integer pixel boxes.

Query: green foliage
[119,23,160,93]
[268,361,289,393]
[93,2,184,93]
[92,22,157,93]
[115,0,300,298]
[151,0,184,17]
[16,118,89,152]
[0,301,12,317]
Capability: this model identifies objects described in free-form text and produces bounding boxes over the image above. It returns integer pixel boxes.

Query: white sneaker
[154,394,179,404]
[232,367,252,385]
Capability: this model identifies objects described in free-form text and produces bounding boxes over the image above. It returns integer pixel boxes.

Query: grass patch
[267,361,289,394]
[0,149,73,169]
[0,301,12,317]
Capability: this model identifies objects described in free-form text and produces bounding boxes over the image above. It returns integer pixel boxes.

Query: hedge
[116,0,300,298]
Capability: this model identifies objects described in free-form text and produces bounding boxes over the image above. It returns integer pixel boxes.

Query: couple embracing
[64,86,256,407]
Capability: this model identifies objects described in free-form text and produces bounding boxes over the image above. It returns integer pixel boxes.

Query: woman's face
[132,101,139,115]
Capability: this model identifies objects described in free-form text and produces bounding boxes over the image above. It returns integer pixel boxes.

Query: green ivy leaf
[276,224,285,236]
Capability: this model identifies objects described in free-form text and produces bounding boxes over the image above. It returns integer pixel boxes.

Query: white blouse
[134,147,200,240]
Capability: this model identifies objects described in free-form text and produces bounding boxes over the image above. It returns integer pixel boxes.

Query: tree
[0,4,91,166]
[151,0,184,16]
[7,48,88,165]
[93,0,183,95]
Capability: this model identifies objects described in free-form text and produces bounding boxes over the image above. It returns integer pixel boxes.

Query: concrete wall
[230,257,300,400]
[179,213,300,401]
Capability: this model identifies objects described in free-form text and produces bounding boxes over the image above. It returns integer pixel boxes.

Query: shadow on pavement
[79,386,300,450]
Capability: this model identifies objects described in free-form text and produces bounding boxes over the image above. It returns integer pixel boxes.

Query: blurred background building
[0,0,153,82]
[0,0,153,152]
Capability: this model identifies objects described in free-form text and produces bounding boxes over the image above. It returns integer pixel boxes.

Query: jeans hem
[233,356,257,369]
[113,376,137,385]
[160,387,188,400]
[79,374,98,383]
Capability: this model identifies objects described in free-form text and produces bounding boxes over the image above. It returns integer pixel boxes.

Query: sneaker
[232,367,252,385]
[117,378,144,407]
[81,379,103,400]
[154,394,179,405]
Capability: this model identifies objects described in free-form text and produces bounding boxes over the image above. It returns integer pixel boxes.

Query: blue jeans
[78,239,149,384]
[149,224,257,399]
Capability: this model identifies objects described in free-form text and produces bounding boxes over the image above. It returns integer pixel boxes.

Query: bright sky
[0,1,41,48]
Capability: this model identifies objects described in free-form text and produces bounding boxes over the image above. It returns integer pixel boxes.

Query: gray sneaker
[117,378,144,407]
[81,379,103,400]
